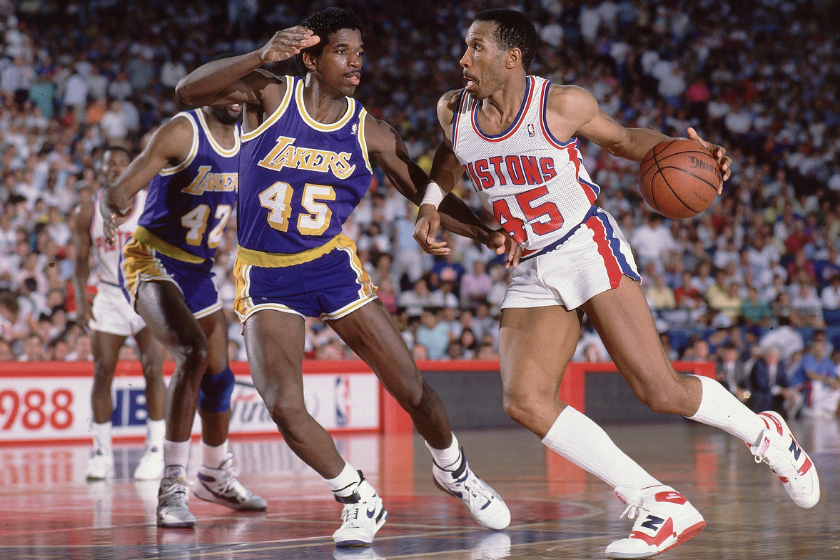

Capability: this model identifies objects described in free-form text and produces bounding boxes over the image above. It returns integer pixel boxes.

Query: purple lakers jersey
[238,75,373,256]
[136,109,239,263]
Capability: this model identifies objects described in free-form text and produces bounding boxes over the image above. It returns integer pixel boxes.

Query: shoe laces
[211,464,249,497]
[463,470,496,504]
[160,478,192,502]
[616,488,644,520]
[340,503,363,525]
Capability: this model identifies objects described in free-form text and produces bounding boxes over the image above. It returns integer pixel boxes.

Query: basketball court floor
[2,419,838,559]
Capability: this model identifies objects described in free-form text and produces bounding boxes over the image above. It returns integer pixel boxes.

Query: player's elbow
[175,76,206,106]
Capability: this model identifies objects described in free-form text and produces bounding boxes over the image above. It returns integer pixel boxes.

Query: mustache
[463,71,477,81]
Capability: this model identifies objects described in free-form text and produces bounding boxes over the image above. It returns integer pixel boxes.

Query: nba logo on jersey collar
[528,123,535,137]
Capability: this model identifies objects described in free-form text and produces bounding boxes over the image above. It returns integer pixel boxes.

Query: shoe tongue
[165,465,187,481]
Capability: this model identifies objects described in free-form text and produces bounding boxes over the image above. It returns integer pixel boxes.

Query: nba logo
[527,123,535,137]
[352,123,358,136]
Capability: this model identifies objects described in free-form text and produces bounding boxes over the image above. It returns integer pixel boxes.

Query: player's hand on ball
[260,26,320,64]
[687,127,731,192]
[414,205,449,256]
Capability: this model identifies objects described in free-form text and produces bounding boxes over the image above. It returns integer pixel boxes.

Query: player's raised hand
[259,27,320,64]
[687,127,731,192]
[414,204,450,256]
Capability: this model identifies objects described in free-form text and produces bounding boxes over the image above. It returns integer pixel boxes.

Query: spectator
[629,213,676,272]
[645,273,676,311]
[799,340,840,418]
[458,328,478,359]
[789,280,825,328]
[748,345,801,418]
[65,332,92,361]
[397,277,433,317]
[99,100,129,146]
[0,339,14,360]
[415,309,450,360]
[821,274,840,325]
[716,342,749,403]
[411,342,429,361]
[16,332,44,361]
[459,260,492,307]
[741,286,773,328]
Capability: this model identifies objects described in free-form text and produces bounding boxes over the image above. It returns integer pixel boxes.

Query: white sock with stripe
[542,407,660,489]
[687,374,766,446]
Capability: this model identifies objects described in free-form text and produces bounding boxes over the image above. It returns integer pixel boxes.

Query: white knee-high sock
[542,407,660,490]
[687,375,766,446]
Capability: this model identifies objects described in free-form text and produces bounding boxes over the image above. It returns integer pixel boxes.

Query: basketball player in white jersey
[73,146,167,481]
[414,9,819,559]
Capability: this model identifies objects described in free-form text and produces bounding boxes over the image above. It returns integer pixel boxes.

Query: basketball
[637,139,721,219]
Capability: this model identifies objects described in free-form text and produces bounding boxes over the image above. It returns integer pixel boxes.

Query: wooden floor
[1,418,838,559]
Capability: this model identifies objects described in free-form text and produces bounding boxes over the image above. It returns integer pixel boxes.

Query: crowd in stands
[0,0,838,413]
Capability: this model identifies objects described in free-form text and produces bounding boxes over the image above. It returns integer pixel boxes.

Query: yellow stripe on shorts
[132,226,205,264]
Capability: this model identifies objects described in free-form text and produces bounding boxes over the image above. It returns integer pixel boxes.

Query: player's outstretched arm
[364,112,496,256]
[176,26,319,107]
[553,85,730,191]
[71,201,94,331]
[100,117,192,242]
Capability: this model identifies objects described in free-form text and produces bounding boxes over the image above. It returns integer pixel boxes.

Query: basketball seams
[655,168,695,215]
[639,138,719,219]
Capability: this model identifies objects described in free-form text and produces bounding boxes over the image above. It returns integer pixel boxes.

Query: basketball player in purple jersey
[414,9,819,559]
[73,146,167,481]
[176,8,511,547]
[101,105,266,527]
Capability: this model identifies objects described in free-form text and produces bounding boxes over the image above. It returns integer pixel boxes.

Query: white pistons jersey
[452,75,600,257]
[90,190,147,286]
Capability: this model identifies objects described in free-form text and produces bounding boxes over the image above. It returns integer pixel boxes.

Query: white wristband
[420,181,446,209]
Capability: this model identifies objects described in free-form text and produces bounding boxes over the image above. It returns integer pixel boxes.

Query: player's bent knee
[502,389,543,427]
[198,367,234,413]
[636,385,683,414]
[267,401,311,433]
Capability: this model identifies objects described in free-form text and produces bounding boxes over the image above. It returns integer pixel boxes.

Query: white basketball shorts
[502,208,641,311]
[89,282,147,337]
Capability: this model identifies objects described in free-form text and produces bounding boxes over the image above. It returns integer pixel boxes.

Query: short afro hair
[473,9,538,72]
[295,7,365,75]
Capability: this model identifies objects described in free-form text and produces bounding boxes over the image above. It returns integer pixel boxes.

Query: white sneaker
[432,450,511,531]
[85,449,114,480]
[750,410,820,508]
[134,445,165,480]
[605,485,706,559]
[193,452,267,511]
[157,466,196,528]
[332,474,388,547]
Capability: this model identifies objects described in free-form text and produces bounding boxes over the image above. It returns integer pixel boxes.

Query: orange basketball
[638,139,721,219]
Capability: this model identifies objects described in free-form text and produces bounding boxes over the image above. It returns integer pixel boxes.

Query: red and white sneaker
[604,485,706,559]
[750,410,820,508]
